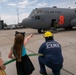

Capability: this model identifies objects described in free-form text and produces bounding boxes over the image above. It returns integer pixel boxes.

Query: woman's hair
[13,34,24,61]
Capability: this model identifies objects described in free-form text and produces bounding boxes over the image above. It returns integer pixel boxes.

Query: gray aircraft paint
[22,7,76,33]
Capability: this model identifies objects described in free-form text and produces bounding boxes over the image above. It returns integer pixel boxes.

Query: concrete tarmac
[0,28,76,75]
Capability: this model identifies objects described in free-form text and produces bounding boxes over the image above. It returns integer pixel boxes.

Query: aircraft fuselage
[22,7,76,33]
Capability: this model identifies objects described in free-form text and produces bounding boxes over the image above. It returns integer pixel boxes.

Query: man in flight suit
[38,31,63,75]
[51,20,58,33]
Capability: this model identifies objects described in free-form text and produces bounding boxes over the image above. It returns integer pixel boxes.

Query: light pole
[75,2,76,5]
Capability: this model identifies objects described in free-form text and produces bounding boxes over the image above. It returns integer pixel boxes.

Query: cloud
[1,0,76,25]
[1,14,17,24]
[19,13,29,22]
[56,1,76,8]
[19,0,37,5]
[50,0,76,8]
[18,0,28,5]
[1,13,29,25]
[37,3,48,7]
[0,0,7,2]
[8,3,17,6]
[18,0,38,8]
[7,0,38,8]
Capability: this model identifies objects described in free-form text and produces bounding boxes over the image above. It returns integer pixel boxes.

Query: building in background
[0,20,7,29]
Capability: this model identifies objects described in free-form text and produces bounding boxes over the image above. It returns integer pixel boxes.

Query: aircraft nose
[22,18,30,27]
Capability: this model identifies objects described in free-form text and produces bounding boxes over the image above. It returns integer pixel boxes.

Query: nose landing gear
[38,29,44,33]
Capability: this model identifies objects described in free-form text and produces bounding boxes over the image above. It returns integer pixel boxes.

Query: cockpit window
[29,9,43,17]
[37,10,43,14]
[29,9,38,16]
[32,10,37,15]
[35,16,40,20]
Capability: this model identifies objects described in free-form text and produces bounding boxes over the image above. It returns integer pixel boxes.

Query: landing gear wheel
[38,29,44,33]
[69,27,73,30]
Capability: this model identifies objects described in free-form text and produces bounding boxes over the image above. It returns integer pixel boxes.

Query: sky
[0,0,76,25]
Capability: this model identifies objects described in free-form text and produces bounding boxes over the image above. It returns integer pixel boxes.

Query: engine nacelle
[70,18,76,26]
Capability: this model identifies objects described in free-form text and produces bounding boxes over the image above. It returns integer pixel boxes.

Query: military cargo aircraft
[22,6,76,33]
